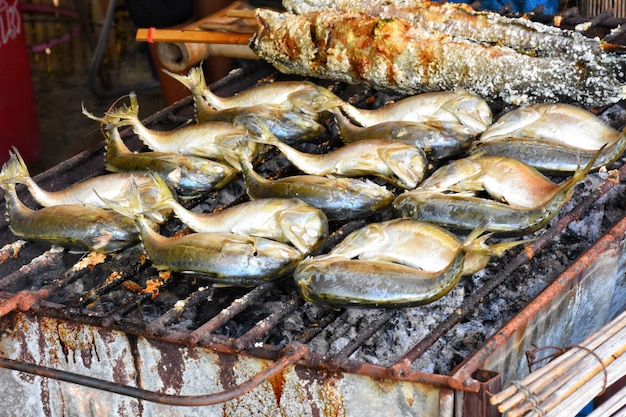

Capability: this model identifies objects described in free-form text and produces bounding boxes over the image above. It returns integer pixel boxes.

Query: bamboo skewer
[134,1,260,72]
[491,310,626,416]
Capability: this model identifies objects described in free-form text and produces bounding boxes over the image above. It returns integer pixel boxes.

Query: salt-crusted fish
[101,178,302,286]
[333,109,475,160]
[150,174,328,255]
[282,0,625,62]
[469,104,626,172]
[247,120,427,189]
[393,152,598,234]
[250,9,625,107]
[293,219,521,307]
[105,128,236,199]
[0,150,171,224]
[2,182,140,253]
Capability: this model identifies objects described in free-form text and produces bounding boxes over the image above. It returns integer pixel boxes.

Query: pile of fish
[2,61,625,308]
[250,0,626,107]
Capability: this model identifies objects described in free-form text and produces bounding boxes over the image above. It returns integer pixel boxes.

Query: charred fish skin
[251,9,625,107]
[238,156,395,221]
[104,128,237,198]
[293,254,465,308]
[3,183,139,253]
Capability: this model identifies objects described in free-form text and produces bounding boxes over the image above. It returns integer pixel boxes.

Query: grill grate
[1,9,626,402]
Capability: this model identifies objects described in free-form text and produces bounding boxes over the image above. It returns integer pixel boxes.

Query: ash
[273,168,626,375]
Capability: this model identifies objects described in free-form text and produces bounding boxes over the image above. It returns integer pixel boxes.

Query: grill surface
[2,7,626,411]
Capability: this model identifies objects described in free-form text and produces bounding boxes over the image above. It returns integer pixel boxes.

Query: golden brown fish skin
[418,154,566,209]
[251,9,625,107]
[283,0,621,61]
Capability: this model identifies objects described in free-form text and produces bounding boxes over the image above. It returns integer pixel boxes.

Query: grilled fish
[469,104,626,172]
[393,152,597,234]
[336,88,492,136]
[333,110,474,160]
[418,154,573,209]
[247,120,427,189]
[83,97,255,165]
[105,128,236,198]
[251,9,625,107]
[102,179,302,286]
[294,218,485,307]
[233,147,395,221]
[283,0,624,62]
[2,182,140,253]
[0,150,171,224]
[150,174,328,255]
[164,66,345,115]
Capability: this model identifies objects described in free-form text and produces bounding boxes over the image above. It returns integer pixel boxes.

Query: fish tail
[460,221,492,256]
[567,143,605,187]
[163,66,205,95]
[0,148,30,185]
[149,173,177,209]
[461,218,535,256]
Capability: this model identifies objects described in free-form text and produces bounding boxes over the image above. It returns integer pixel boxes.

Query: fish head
[419,156,483,191]
[278,203,329,255]
[444,90,493,135]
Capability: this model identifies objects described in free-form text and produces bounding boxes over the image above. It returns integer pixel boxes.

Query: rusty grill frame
[2,9,626,411]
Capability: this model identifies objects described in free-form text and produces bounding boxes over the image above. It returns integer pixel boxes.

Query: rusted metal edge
[449,177,626,392]
[0,342,307,406]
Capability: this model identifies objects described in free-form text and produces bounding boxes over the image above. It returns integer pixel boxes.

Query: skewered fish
[250,9,626,107]
[293,219,519,307]
[232,147,395,221]
[2,182,141,253]
[247,120,427,189]
[469,104,626,172]
[102,179,302,286]
[333,110,475,160]
[105,128,237,198]
[0,150,171,224]
[282,0,624,62]
[393,152,598,234]
[150,174,328,255]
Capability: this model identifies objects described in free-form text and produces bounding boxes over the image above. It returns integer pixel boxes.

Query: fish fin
[0,148,30,185]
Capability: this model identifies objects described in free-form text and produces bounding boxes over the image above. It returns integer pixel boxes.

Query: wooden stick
[136,28,252,45]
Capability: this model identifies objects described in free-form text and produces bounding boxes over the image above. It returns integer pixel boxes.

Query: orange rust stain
[268,370,286,404]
